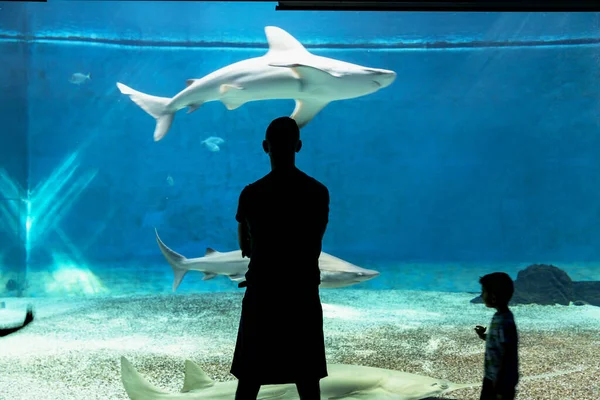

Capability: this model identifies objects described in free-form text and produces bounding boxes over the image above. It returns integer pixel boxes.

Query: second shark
[155,229,380,290]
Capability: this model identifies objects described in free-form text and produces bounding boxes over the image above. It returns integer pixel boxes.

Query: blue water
[1,2,600,296]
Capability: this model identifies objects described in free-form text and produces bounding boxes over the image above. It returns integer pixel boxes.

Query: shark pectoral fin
[292,99,329,128]
[223,101,246,111]
[202,273,217,281]
[219,84,247,110]
[181,360,215,392]
[187,102,203,114]
[228,273,246,282]
[220,83,244,93]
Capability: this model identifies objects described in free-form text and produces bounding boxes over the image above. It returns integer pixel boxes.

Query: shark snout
[373,69,396,88]
[355,269,380,282]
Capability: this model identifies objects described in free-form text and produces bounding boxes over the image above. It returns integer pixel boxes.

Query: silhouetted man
[231,117,330,400]
[0,305,34,337]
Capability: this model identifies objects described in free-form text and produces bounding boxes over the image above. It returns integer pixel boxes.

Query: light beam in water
[0,152,107,295]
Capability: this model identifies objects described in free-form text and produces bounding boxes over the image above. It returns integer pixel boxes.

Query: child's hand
[474,325,486,338]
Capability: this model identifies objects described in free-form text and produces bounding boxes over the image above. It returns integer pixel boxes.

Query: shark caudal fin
[120,356,170,400]
[155,229,189,291]
[116,82,175,141]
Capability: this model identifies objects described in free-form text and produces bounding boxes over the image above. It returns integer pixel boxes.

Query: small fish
[69,72,91,85]
[201,136,225,152]
[166,175,174,186]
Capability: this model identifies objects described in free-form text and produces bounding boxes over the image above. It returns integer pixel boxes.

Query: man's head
[263,117,302,161]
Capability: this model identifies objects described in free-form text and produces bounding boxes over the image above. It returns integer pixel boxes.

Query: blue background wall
[1,3,600,278]
[0,1,30,282]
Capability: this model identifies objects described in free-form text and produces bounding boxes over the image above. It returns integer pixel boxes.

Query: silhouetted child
[474,272,519,400]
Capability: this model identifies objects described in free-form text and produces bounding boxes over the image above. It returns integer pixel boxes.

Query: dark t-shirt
[485,310,519,387]
[235,167,329,288]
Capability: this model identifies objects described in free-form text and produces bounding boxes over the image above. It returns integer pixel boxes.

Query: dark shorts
[480,378,516,400]
[230,285,327,384]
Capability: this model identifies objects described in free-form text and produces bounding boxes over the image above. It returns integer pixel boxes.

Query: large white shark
[120,356,478,400]
[116,26,397,141]
[121,356,587,400]
[155,229,380,291]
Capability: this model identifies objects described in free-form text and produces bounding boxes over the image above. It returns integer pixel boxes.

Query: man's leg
[497,386,516,400]
[479,378,494,400]
[296,380,320,400]
[235,380,261,400]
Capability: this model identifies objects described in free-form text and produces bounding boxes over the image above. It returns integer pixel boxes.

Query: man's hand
[241,241,252,258]
[241,247,251,258]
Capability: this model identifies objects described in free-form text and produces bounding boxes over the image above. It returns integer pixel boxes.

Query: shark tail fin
[155,228,189,292]
[116,82,175,141]
[120,356,170,400]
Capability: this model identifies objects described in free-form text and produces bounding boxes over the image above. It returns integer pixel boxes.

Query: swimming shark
[155,229,380,291]
[116,26,396,141]
[120,356,478,400]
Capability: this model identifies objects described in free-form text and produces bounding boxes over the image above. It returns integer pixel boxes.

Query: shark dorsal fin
[205,247,218,256]
[265,26,309,56]
[181,360,214,392]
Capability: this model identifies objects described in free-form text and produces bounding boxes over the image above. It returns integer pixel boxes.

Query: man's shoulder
[300,171,329,193]
[243,173,271,191]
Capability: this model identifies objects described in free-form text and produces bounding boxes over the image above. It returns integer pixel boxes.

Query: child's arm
[495,342,515,388]
[494,324,518,390]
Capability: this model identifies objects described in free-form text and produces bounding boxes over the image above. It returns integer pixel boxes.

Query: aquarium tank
[0,1,599,399]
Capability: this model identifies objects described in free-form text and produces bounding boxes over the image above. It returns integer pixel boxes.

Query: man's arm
[236,186,251,258]
[318,186,330,240]
[238,222,251,258]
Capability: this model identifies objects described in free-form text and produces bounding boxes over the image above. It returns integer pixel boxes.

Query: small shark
[121,356,478,400]
[116,26,396,141]
[155,229,380,291]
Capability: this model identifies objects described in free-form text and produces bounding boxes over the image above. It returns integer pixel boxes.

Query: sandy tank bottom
[0,290,599,399]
